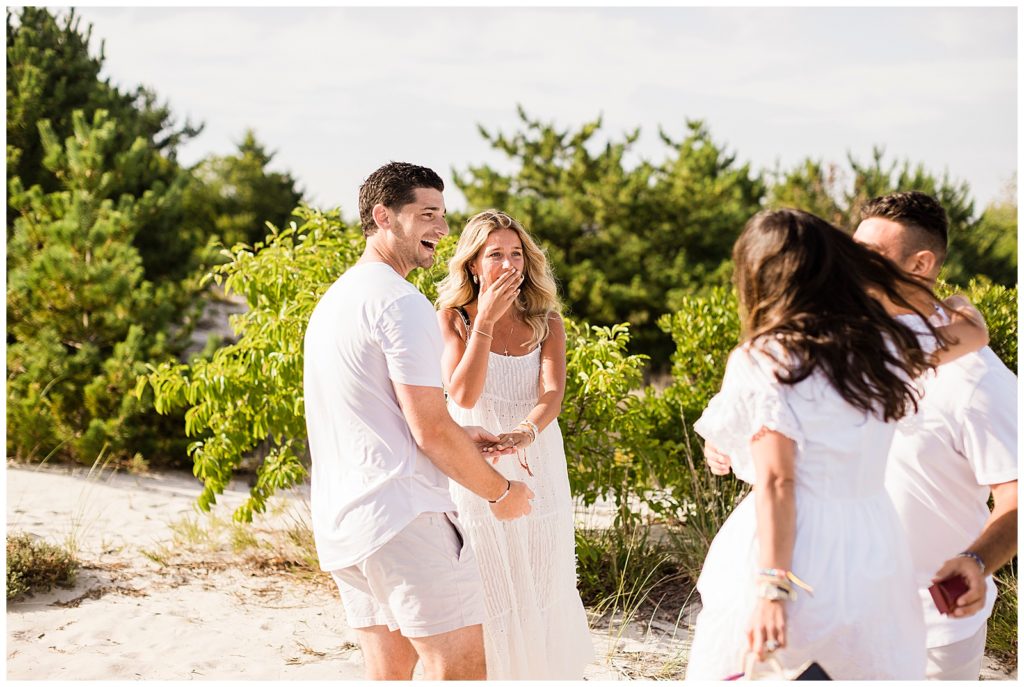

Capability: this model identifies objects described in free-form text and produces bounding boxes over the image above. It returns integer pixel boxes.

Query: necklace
[500,319,517,356]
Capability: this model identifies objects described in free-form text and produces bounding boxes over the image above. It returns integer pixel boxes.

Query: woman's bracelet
[517,418,539,441]
[488,479,512,504]
[472,328,493,340]
[756,568,814,595]
[957,551,986,574]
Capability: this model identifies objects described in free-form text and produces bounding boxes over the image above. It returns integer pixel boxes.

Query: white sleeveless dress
[685,343,927,679]
[447,346,594,680]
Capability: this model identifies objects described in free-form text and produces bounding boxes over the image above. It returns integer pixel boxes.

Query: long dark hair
[733,208,948,421]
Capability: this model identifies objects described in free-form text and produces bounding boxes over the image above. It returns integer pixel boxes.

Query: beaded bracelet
[957,551,986,574]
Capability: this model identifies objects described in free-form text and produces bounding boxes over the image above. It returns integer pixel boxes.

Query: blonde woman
[435,210,593,679]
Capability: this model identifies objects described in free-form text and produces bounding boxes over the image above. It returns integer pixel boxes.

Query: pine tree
[7,110,185,464]
[183,130,304,248]
[6,7,204,285]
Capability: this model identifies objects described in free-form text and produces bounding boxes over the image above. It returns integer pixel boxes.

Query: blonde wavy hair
[436,209,561,349]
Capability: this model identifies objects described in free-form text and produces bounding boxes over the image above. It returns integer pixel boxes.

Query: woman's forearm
[750,431,798,571]
[522,388,564,433]
[755,476,796,570]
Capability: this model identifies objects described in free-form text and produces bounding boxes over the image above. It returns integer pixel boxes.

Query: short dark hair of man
[860,190,949,263]
[358,162,444,237]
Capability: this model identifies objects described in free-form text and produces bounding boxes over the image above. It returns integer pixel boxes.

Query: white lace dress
[685,343,927,680]
[447,347,594,680]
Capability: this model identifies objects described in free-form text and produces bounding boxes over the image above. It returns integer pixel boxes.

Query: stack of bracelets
[756,568,815,602]
[516,418,539,443]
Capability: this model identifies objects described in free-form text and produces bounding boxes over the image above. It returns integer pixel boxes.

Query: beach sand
[5,465,684,680]
[6,464,1015,681]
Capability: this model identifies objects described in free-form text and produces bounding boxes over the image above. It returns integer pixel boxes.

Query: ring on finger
[764,639,780,652]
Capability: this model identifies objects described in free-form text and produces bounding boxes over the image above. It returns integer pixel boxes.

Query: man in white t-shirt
[704,192,1017,680]
[853,191,1017,680]
[303,162,534,680]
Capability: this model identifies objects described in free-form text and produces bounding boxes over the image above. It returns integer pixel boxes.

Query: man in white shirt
[705,192,1017,680]
[853,191,1017,679]
[303,162,534,680]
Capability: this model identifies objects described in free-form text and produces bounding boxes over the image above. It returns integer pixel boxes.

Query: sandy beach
[6,464,690,680]
[6,463,1015,681]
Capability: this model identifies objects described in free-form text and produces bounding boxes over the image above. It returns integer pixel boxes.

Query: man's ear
[371,203,391,233]
[906,249,938,279]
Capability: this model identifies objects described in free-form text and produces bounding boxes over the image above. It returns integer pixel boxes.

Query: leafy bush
[6,533,78,599]
[937,279,1017,370]
[561,320,651,525]
[142,207,357,520]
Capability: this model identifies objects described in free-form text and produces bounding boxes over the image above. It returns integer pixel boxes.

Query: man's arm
[971,480,1019,574]
[932,480,1018,617]
[393,382,533,520]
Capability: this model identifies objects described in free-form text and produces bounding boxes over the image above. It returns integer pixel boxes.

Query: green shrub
[141,206,365,520]
[937,279,1017,370]
[561,320,652,526]
[6,533,78,599]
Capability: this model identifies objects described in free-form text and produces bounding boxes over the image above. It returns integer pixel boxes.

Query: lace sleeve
[693,346,804,484]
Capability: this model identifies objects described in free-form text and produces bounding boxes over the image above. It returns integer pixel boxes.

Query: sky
[67,5,1017,221]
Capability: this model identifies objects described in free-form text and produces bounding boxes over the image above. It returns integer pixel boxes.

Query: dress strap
[455,306,472,342]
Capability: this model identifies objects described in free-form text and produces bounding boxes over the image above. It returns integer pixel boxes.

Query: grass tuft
[987,558,1018,672]
[7,532,78,599]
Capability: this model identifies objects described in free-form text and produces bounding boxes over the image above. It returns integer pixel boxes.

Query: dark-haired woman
[684,209,987,679]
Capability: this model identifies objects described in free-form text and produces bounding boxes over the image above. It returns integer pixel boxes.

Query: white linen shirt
[885,344,1018,647]
[303,262,455,571]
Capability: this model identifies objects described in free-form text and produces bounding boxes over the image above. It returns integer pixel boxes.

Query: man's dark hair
[358,162,444,237]
[860,191,948,261]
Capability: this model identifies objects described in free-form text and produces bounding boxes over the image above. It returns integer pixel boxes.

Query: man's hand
[463,425,518,461]
[704,440,733,476]
[489,480,534,520]
[932,556,986,618]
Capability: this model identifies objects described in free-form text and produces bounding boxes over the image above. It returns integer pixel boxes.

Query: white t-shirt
[303,262,456,571]
[885,339,1018,648]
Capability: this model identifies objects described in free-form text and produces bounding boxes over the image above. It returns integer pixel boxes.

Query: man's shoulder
[308,266,427,332]
[336,264,424,305]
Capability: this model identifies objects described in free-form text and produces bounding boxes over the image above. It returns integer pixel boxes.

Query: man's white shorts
[925,623,987,680]
[329,511,486,638]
